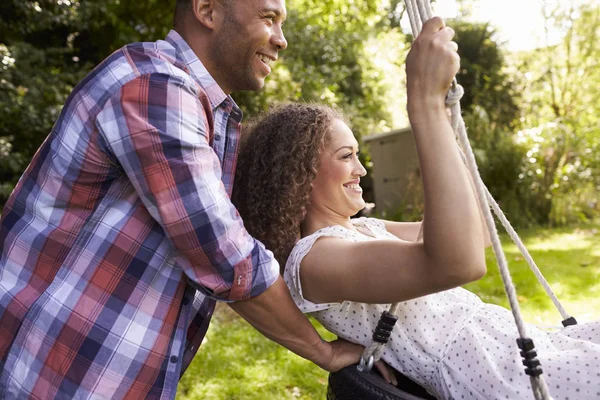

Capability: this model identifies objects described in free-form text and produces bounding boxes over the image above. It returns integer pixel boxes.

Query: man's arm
[96,72,360,371]
[229,277,362,371]
[97,72,277,300]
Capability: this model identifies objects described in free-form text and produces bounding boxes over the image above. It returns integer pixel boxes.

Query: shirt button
[215,135,221,141]
[170,356,178,363]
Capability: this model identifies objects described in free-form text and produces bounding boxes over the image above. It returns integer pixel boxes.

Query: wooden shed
[363,127,421,215]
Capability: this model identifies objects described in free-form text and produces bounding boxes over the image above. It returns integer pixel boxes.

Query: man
[0,0,362,398]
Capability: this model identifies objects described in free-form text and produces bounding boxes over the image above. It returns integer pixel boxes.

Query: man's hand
[317,339,398,386]
[314,338,364,372]
[375,360,398,386]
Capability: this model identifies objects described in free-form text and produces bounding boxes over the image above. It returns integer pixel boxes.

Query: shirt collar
[165,29,241,119]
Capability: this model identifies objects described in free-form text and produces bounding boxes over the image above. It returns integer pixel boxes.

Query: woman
[232,18,600,400]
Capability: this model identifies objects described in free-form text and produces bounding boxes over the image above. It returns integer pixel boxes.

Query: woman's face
[309,118,367,217]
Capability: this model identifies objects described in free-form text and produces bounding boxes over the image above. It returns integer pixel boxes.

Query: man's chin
[252,77,266,90]
[237,78,265,92]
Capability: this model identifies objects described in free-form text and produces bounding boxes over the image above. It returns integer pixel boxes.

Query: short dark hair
[173,0,191,28]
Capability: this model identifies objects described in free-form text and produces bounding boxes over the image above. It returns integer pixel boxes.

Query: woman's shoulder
[283,218,392,314]
[283,225,353,313]
[293,218,383,250]
[290,224,355,262]
[287,218,388,271]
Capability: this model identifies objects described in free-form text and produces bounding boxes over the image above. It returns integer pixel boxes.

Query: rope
[357,1,577,398]
[484,185,572,321]
[453,148,572,323]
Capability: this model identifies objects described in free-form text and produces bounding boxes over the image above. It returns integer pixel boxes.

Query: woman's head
[307,117,367,218]
[232,103,366,269]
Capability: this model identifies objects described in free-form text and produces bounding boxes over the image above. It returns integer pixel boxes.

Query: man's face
[211,0,287,93]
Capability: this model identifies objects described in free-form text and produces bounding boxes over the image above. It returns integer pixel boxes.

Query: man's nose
[272,25,288,50]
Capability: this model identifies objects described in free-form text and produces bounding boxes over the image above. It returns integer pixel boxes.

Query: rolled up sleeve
[96,72,279,301]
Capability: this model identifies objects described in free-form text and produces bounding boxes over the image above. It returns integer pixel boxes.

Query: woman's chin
[350,202,366,216]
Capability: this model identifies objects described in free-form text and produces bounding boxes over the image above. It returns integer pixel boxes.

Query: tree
[515,0,600,224]
[0,0,178,203]
[0,0,397,206]
[391,14,530,225]
[233,0,395,137]
[447,19,538,226]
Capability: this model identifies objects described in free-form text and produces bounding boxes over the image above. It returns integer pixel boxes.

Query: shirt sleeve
[95,72,279,302]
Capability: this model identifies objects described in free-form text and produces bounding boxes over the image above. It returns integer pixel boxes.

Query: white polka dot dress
[283,217,600,399]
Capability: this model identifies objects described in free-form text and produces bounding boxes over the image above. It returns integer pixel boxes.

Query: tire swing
[327,0,578,399]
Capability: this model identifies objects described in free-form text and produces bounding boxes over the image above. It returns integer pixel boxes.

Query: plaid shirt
[0,30,279,400]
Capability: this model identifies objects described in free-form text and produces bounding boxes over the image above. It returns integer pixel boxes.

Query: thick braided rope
[361,1,558,398]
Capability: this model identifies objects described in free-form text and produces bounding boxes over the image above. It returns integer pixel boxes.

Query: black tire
[327,365,437,400]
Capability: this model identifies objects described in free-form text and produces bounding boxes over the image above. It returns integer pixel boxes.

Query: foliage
[2,0,598,227]
[450,20,521,129]
[448,19,533,226]
[378,17,532,226]
[462,108,536,228]
[0,0,177,206]
[514,1,600,225]
[233,0,398,190]
[380,2,600,228]
[0,0,398,207]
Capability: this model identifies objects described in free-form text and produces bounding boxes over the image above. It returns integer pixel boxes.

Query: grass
[176,307,336,400]
[463,221,600,325]
[176,221,600,400]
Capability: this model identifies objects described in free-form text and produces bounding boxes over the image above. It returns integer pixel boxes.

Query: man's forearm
[228,276,332,369]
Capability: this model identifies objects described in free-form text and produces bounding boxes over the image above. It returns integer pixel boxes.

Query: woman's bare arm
[382,153,493,248]
[300,18,486,306]
[300,236,485,304]
[381,220,422,242]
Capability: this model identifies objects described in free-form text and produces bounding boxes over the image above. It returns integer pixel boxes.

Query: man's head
[174,0,288,94]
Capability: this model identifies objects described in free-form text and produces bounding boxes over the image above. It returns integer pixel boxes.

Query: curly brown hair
[232,103,345,272]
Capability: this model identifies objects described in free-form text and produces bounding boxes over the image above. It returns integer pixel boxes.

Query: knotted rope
[359,1,578,399]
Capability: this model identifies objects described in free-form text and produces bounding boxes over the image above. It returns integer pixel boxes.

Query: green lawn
[464,221,600,325]
[176,221,600,400]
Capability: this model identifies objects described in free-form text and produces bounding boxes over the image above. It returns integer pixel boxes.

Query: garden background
[1,0,598,398]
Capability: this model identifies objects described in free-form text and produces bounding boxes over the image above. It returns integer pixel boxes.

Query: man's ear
[192,0,219,30]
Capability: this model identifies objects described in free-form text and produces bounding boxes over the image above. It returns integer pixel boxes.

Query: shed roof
[363,126,412,142]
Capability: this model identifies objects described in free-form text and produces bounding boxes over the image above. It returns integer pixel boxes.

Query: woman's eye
[343,153,353,159]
